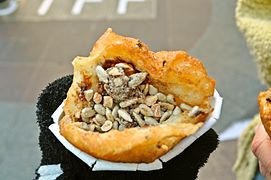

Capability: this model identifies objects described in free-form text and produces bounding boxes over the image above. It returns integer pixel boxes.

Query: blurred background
[0,0,266,179]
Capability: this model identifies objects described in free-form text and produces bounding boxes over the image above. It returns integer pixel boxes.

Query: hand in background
[252,122,271,180]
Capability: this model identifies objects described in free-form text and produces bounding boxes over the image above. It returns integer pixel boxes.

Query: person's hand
[252,122,271,179]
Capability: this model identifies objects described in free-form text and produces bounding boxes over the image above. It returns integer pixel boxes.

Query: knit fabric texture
[236,0,271,86]
[233,115,259,180]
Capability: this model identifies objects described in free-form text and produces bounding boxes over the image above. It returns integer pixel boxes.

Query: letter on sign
[38,0,55,16]
[117,0,144,15]
[71,0,103,15]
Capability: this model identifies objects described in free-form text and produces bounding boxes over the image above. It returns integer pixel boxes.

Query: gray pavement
[0,0,265,179]
[198,140,237,180]
[0,102,40,179]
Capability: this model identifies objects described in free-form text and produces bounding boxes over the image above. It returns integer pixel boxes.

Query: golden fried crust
[258,89,271,138]
[60,115,202,163]
[61,28,215,163]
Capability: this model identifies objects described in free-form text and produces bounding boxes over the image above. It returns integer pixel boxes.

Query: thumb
[252,123,271,171]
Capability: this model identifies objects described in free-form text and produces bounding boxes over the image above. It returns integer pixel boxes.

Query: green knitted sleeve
[236,0,271,86]
[232,115,259,180]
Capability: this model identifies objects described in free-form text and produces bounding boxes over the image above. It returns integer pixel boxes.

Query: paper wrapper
[49,90,223,171]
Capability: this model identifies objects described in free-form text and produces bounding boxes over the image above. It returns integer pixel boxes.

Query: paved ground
[0,0,265,179]
[198,140,237,180]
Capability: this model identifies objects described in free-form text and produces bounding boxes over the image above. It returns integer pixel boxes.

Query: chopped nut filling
[77,61,207,132]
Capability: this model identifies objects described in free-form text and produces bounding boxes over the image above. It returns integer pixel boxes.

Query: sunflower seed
[156,92,167,102]
[90,117,100,125]
[118,124,126,131]
[133,107,140,114]
[115,117,121,123]
[151,104,161,117]
[93,92,102,104]
[139,104,154,116]
[145,95,158,106]
[128,72,148,87]
[94,104,106,115]
[144,116,158,125]
[81,107,96,118]
[88,101,94,107]
[118,109,133,122]
[119,98,138,108]
[105,108,114,121]
[113,121,119,130]
[103,84,110,92]
[123,76,129,82]
[133,112,145,127]
[165,113,179,123]
[92,118,100,125]
[112,105,119,118]
[95,125,103,132]
[108,67,122,76]
[143,83,149,95]
[137,98,145,104]
[149,85,158,95]
[159,102,175,111]
[101,120,113,132]
[188,106,200,117]
[125,121,137,128]
[80,122,90,131]
[84,89,94,101]
[103,96,113,108]
[128,108,134,114]
[172,106,181,115]
[89,124,96,132]
[120,120,128,125]
[95,114,106,124]
[115,63,133,70]
[139,84,145,91]
[167,94,176,104]
[180,103,192,111]
[160,111,172,123]
[82,117,90,123]
[96,65,109,83]
[113,77,123,86]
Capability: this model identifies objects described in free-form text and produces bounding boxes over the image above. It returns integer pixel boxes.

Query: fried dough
[60,28,215,163]
[258,89,271,138]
